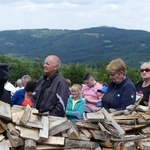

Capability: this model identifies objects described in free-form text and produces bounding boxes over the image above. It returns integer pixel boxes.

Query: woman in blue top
[66,84,85,121]
[102,58,136,112]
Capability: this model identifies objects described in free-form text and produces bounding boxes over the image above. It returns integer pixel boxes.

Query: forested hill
[0,26,150,68]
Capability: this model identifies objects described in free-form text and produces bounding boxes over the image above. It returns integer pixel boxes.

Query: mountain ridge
[0,26,150,68]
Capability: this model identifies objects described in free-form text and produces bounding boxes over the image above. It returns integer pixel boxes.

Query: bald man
[32,55,70,117]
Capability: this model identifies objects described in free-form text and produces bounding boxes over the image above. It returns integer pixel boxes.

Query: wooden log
[75,120,98,130]
[39,116,49,140]
[80,128,92,139]
[7,123,20,136]
[89,129,106,141]
[65,138,99,149]
[38,136,65,146]
[24,139,36,150]
[85,111,104,122]
[0,135,5,142]
[67,121,80,140]
[15,125,39,141]
[7,130,23,148]
[19,105,31,125]
[141,142,150,150]
[101,107,125,138]
[114,141,136,150]
[115,119,136,125]
[49,117,70,136]
[0,140,10,150]
[0,101,11,120]
[36,144,64,149]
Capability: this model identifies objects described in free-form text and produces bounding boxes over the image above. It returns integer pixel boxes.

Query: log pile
[0,100,150,150]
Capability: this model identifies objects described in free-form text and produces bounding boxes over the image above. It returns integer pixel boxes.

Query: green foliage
[0,56,43,85]
[127,68,142,84]
[61,63,90,85]
[0,55,141,86]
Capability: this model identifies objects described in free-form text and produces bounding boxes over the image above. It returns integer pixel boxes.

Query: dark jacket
[1,89,11,105]
[32,71,70,117]
[102,76,136,112]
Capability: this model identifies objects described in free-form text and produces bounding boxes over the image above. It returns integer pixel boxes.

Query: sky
[1,0,150,32]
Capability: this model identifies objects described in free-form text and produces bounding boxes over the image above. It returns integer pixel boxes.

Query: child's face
[71,90,80,99]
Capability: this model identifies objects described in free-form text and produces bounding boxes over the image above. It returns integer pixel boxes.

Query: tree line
[0,55,142,86]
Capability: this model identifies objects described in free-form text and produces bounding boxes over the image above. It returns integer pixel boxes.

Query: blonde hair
[71,84,81,92]
[140,62,150,69]
[106,58,126,75]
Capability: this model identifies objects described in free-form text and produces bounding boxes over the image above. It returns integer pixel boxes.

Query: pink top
[81,82,103,112]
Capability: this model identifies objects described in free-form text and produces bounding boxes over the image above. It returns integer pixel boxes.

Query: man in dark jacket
[32,55,70,117]
[0,65,11,104]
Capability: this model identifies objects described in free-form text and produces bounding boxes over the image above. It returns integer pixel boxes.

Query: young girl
[66,84,85,121]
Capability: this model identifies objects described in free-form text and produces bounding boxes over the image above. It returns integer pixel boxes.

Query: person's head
[83,73,95,87]
[16,79,23,88]
[140,62,150,79]
[66,79,72,87]
[44,55,61,77]
[70,84,81,99]
[21,75,31,87]
[25,80,37,96]
[106,58,126,84]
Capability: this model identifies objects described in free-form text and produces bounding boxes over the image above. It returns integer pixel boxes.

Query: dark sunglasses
[140,68,150,73]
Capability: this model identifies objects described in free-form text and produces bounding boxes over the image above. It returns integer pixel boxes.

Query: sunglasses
[140,68,150,73]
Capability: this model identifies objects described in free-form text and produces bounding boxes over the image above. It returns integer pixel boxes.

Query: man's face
[43,57,56,75]
[84,78,93,87]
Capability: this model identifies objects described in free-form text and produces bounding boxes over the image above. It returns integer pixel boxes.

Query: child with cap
[96,86,108,108]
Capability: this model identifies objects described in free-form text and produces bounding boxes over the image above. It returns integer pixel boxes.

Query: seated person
[102,58,136,112]
[81,73,103,112]
[66,84,85,121]
[96,86,108,108]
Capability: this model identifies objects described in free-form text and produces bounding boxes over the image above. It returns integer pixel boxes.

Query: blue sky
[0,0,150,32]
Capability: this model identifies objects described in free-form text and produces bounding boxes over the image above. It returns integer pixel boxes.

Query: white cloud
[0,0,150,31]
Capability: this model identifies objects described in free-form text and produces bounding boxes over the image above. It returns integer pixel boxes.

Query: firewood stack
[0,100,150,150]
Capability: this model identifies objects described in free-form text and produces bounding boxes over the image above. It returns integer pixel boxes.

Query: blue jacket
[66,96,85,121]
[11,89,25,106]
[102,76,136,112]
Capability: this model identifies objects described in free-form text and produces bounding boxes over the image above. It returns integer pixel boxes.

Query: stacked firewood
[0,100,150,150]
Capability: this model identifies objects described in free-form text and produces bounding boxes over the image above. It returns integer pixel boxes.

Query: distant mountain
[0,26,150,68]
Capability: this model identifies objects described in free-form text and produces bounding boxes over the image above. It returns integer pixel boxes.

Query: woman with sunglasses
[135,62,150,106]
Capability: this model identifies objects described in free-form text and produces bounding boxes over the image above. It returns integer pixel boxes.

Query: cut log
[85,111,104,122]
[49,117,70,136]
[38,136,65,146]
[67,121,80,140]
[0,140,10,150]
[80,128,92,139]
[89,129,106,141]
[65,138,99,149]
[24,139,36,150]
[39,116,49,140]
[7,123,20,136]
[114,141,136,150]
[7,130,23,148]
[75,120,98,130]
[0,101,11,120]
[101,107,125,138]
[15,125,39,141]
[19,105,31,125]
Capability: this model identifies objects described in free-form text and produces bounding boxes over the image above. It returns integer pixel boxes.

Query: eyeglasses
[140,68,150,73]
